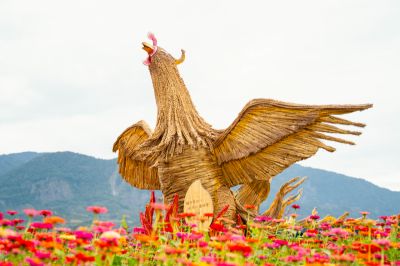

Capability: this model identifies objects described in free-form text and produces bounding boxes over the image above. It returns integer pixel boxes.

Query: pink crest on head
[143,32,158,66]
[147,32,157,46]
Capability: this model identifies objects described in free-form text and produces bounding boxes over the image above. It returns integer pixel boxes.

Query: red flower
[309,215,320,220]
[165,246,186,255]
[228,243,252,255]
[86,206,108,214]
[38,210,53,217]
[178,213,196,218]
[291,204,300,210]
[6,210,18,216]
[244,204,257,210]
[75,253,95,263]
[210,222,227,232]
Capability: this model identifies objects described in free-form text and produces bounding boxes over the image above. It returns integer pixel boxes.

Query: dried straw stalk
[113,39,372,221]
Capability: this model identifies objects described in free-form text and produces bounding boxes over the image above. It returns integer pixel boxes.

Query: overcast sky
[1,0,399,190]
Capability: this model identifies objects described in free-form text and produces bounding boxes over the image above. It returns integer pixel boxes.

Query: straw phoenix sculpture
[113,33,372,221]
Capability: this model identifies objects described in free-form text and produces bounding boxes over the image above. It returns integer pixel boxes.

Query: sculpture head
[142,32,185,68]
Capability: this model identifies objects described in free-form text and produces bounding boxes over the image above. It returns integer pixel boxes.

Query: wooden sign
[184,180,213,231]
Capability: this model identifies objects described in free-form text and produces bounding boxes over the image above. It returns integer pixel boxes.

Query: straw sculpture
[113,33,372,222]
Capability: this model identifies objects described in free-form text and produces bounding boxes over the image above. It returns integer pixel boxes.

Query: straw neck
[145,56,218,160]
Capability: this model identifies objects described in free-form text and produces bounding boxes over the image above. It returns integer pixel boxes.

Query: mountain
[0,152,153,226]
[0,152,39,174]
[261,164,400,218]
[0,152,398,227]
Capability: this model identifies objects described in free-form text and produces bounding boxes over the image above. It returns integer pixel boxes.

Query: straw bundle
[113,36,372,222]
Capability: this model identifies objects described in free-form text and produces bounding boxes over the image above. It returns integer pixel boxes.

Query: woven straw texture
[113,45,372,221]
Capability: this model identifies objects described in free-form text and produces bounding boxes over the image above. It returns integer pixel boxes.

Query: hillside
[0,152,39,174]
[0,152,152,226]
[261,164,400,218]
[0,152,398,226]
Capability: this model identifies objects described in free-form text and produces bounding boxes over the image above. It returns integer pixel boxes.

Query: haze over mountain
[0,152,398,226]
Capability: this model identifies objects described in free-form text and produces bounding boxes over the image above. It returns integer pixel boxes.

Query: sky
[1,0,399,190]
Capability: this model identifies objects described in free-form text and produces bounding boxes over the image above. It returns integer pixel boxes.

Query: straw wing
[113,120,160,189]
[213,99,372,187]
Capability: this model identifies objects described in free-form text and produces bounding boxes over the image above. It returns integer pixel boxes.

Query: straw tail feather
[213,99,372,187]
[113,120,161,190]
[262,176,306,218]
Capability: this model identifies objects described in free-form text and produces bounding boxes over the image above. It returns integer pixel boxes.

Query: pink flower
[56,227,72,233]
[282,255,302,263]
[92,225,108,233]
[360,211,370,217]
[23,208,39,217]
[328,228,349,238]
[95,221,115,228]
[201,256,217,263]
[86,206,108,214]
[188,232,203,240]
[374,238,391,248]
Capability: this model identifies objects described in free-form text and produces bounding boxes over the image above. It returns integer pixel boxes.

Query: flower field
[0,193,399,265]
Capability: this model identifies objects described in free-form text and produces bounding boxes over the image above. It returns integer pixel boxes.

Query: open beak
[142,42,154,55]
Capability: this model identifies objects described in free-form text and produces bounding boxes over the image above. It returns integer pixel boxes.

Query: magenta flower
[74,230,93,240]
[86,206,108,214]
[34,251,51,259]
[0,219,12,226]
[254,215,272,222]
[25,257,44,266]
[30,222,53,230]
[6,210,18,216]
[133,227,146,234]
